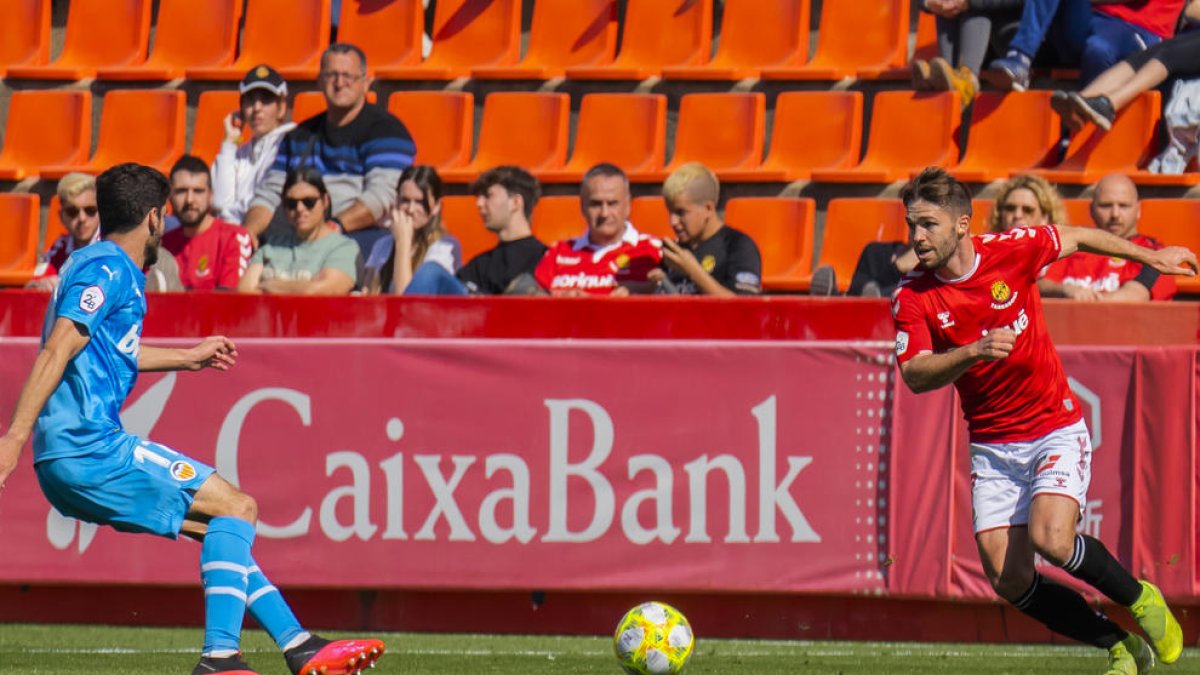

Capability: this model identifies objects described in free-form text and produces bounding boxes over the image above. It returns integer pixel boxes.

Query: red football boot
[285,635,386,675]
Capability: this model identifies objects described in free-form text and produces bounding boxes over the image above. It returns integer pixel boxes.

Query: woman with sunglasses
[362,166,461,295]
[237,167,358,295]
[987,174,1066,234]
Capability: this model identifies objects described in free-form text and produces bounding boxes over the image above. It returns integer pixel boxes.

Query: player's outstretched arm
[899,328,1016,393]
[1056,224,1200,276]
[138,336,238,373]
[0,318,90,492]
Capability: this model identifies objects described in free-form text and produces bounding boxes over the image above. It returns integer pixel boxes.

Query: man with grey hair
[241,43,416,256]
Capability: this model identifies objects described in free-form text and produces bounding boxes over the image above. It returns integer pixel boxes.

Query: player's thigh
[970,440,1033,533]
[188,471,257,524]
[1028,419,1091,563]
[975,526,1036,600]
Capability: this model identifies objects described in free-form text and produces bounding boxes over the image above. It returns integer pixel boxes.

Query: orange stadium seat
[1032,91,1160,185]
[191,90,244,164]
[566,0,713,80]
[531,196,587,245]
[539,93,667,183]
[722,91,863,182]
[864,8,937,80]
[630,196,674,240]
[0,194,41,287]
[1129,166,1200,187]
[1139,199,1200,293]
[439,195,490,261]
[644,92,765,182]
[45,195,68,251]
[0,0,51,77]
[335,0,424,75]
[440,92,570,183]
[5,0,151,80]
[96,0,240,80]
[725,197,816,291]
[388,91,474,171]
[473,0,618,79]
[761,0,908,81]
[969,199,994,234]
[41,90,185,179]
[811,91,959,183]
[951,92,1060,183]
[375,0,521,80]
[662,0,809,80]
[1061,198,1092,227]
[0,91,91,180]
[291,91,378,124]
[818,199,908,293]
[187,0,330,81]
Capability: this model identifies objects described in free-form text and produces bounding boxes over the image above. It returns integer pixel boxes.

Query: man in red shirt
[893,167,1194,673]
[162,156,253,291]
[533,163,662,297]
[1041,174,1175,301]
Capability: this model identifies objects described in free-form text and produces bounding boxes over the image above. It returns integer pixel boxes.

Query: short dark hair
[169,155,211,184]
[472,166,540,220]
[322,43,368,72]
[283,166,330,199]
[900,167,973,220]
[96,163,170,236]
[580,162,630,199]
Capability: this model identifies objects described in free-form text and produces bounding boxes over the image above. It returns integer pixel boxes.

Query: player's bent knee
[990,567,1035,602]
[1029,529,1074,566]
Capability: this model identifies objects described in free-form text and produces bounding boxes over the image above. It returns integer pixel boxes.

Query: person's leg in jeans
[403,262,468,295]
[1080,11,1162,85]
[989,0,1091,90]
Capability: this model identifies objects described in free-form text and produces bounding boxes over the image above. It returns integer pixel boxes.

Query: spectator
[28,173,100,291]
[652,162,762,296]
[912,0,1024,107]
[533,163,662,297]
[237,167,358,295]
[211,64,295,225]
[407,166,548,296]
[362,166,461,295]
[987,174,1067,233]
[145,245,184,293]
[241,43,415,256]
[162,156,254,291]
[987,0,1184,90]
[1040,174,1175,300]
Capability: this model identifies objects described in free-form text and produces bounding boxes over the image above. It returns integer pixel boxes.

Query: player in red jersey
[893,167,1196,675]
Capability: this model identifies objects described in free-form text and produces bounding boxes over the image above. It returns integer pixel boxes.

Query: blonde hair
[57,172,96,202]
[988,175,1065,233]
[662,162,719,205]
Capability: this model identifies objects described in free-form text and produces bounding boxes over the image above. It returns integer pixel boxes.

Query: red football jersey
[1040,233,1175,300]
[162,219,253,291]
[534,225,663,295]
[893,225,1082,443]
[1096,0,1184,39]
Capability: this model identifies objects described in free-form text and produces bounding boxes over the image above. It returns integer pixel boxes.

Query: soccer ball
[613,601,695,674]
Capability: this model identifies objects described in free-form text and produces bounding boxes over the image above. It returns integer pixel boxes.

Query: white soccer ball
[613,601,695,674]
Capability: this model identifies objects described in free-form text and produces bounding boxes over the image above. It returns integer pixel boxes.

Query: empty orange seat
[663,0,808,80]
[97,0,240,80]
[1032,91,1160,185]
[440,195,493,262]
[722,91,863,182]
[969,199,995,234]
[187,0,330,80]
[0,0,50,77]
[45,195,68,251]
[0,91,91,180]
[863,7,936,80]
[952,92,1060,183]
[440,92,570,183]
[630,196,674,240]
[639,92,765,183]
[567,0,713,80]
[0,194,41,287]
[531,196,587,245]
[376,0,521,80]
[335,0,424,74]
[812,91,959,183]
[1062,198,1093,227]
[191,91,244,164]
[1138,199,1200,293]
[724,197,816,291]
[762,0,908,81]
[291,91,379,124]
[388,91,474,171]
[41,90,186,179]
[539,93,667,183]
[818,199,908,293]
[474,0,617,79]
[6,0,151,80]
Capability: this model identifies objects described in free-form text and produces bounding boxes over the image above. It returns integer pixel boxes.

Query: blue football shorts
[34,434,216,539]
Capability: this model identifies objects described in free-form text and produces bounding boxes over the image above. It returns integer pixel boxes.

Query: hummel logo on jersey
[1036,454,1062,475]
[938,311,955,328]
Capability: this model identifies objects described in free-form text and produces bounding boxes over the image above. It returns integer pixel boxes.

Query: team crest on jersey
[702,255,716,272]
[990,280,1017,309]
[169,460,197,481]
[615,253,630,269]
[79,285,105,313]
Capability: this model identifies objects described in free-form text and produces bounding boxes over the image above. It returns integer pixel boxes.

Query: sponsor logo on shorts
[1036,454,1061,475]
[1055,477,1068,488]
[170,460,197,481]
[79,286,105,313]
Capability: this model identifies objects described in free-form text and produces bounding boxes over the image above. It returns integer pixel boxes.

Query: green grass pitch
[3,624,1199,673]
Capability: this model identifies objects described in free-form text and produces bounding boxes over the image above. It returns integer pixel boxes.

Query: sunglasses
[284,196,321,211]
[63,205,98,219]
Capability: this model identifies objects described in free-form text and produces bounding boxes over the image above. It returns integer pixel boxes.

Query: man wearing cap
[211,64,295,226]
[241,43,416,256]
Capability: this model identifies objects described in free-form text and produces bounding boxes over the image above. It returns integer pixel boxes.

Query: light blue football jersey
[33,241,146,462]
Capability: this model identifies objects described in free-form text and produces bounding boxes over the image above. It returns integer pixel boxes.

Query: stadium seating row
[5,192,1199,293]
[0,0,929,82]
[2,87,1192,186]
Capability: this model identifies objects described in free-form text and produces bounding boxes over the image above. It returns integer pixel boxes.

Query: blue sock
[200,517,256,655]
[246,557,308,650]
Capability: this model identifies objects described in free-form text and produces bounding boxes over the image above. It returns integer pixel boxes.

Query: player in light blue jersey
[0,164,384,675]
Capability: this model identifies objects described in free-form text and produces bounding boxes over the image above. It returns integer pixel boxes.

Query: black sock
[1062,534,1142,607]
[1012,573,1127,649]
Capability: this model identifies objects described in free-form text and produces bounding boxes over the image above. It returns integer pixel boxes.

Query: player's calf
[284,634,386,675]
